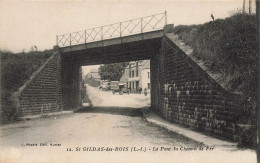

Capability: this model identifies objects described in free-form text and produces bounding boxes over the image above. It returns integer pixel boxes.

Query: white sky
[0,0,256,53]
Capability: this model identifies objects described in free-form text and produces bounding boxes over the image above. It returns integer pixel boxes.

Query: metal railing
[57,11,167,47]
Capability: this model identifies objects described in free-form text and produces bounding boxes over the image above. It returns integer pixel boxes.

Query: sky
[0,0,256,75]
[0,0,256,53]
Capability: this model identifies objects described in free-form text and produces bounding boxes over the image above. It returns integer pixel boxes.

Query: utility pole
[249,0,252,14]
[243,0,246,13]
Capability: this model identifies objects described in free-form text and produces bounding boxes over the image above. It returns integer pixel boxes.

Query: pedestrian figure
[144,88,147,96]
[81,83,86,100]
[138,87,142,94]
[211,13,214,21]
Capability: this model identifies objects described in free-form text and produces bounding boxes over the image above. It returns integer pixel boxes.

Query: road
[85,85,151,108]
[0,85,256,163]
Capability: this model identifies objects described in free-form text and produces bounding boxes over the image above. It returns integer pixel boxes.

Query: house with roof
[120,60,150,93]
[85,69,101,87]
[87,69,101,80]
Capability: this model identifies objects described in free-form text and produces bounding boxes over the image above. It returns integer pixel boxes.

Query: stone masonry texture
[17,52,63,116]
[151,36,244,141]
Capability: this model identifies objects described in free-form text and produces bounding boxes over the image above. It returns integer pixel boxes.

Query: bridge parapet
[57,12,167,47]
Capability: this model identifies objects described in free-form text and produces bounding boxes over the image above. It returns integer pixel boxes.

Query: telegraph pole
[249,0,252,14]
[243,0,246,13]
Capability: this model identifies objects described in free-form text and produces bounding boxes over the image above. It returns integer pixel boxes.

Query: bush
[238,124,257,149]
[0,90,18,123]
[1,50,53,91]
[173,13,257,100]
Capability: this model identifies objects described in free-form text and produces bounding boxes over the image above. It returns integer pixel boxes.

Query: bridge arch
[60,24,173,109]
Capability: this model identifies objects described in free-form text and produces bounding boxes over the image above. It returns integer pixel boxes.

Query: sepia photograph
[0,0,258,162]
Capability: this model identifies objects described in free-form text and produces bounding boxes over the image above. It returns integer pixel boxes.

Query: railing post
[120,22,122,37]
[120,22,122,43]
[165,11,167,25]
[101,26,103,40]
[56,35,58,46]
[70,33,71,46]
[85,30,86,44]
[141,18,143,40]
[141,18,143,33]
[101,26,103,46]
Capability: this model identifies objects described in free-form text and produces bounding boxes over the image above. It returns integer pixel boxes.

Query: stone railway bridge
[14,13,245,142]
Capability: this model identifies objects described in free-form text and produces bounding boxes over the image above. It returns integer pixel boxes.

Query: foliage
[173,13,257,149]
[172,24,201,46]
[238,123,257,149]
[1,49,53,92]
[0,90,18,123]
[173,13,257,99]
[98,62,128,81]
[1,49,53,123]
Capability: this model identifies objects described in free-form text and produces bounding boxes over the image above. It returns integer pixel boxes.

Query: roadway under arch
[60,27,173,110]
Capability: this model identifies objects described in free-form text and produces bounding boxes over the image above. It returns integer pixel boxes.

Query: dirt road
[0,85,256,163]
[86,85,151,108]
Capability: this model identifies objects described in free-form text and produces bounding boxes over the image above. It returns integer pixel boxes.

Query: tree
[99,62,128,81]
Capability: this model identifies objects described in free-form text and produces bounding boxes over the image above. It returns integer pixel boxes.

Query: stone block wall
[16,52,63,116]
[61,55,82,110]
[151,36,244,141]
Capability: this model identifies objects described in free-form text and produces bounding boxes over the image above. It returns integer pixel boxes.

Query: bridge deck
[60,30,164,53]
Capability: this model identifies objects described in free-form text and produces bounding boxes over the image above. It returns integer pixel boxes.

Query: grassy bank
[1,50,53,123]
[173,13,257,101]
[173,13,257,148]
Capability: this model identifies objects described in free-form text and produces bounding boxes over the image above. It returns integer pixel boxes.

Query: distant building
[85,69,101,87]
[120,60,150,92]
[88,69,101,80]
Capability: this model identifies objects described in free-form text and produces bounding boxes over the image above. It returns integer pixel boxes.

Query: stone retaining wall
[15,52,62,116]
[151,36,244,141]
